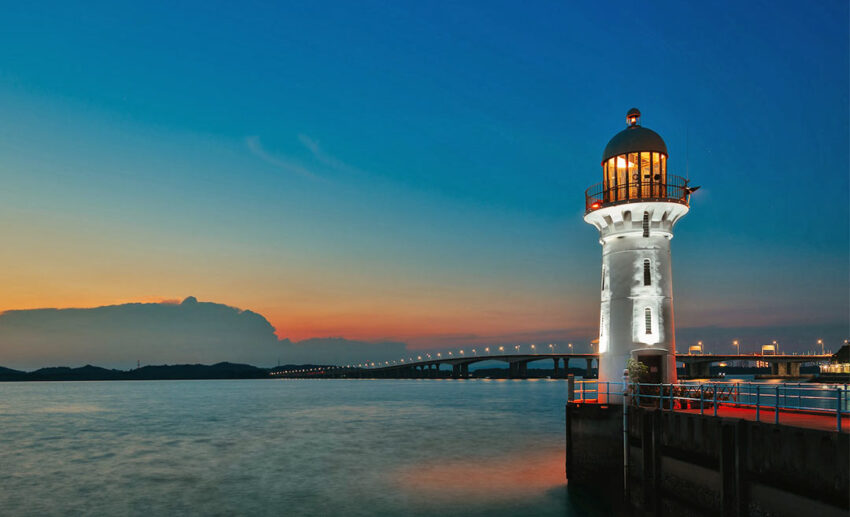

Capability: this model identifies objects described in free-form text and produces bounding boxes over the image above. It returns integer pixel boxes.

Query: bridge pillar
[461,363,469,378]
[553,358,560,378]
[509,362,518,379]
[773,362,800,377]
[452,364,461,379]
[789,362,800,377]
[519,361,528,379]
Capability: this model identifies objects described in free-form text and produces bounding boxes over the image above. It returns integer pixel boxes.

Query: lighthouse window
[642,212,650,237]
[644,308,652,334]
[643,260,651,286]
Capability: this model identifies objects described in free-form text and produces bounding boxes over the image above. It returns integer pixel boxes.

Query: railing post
[755,385,760,422]
[735,383,739,408]
[699,385,704,415]
[581,381,585,401]
[606,381,610,404]
[837,388,842,433]
[669,384,674,410]
[713,383,718,417]
[774,384,780,425]
[636,382,641,406]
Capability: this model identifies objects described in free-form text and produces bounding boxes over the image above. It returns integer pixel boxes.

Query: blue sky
[0,1,846,353]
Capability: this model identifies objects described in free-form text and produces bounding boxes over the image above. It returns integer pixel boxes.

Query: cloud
[0,297,284,369]
[245,136,321,180]
[0,297,410,369]
[297,134,365,176]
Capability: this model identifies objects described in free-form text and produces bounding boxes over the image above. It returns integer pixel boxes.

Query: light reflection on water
[0,379,608,516]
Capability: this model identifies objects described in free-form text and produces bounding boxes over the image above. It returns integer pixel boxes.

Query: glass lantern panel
[616,156,628,200]
[652,153,661,197]
[607,158,617,201]
[628,153,639,199]
[640,152,652,198]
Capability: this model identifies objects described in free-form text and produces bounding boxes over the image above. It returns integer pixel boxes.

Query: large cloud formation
[0,297,407,369]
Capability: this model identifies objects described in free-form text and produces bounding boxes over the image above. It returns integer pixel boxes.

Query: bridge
[273,352,832,379]
[676,353,831,378]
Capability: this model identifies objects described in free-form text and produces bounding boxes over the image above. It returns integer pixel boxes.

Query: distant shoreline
[0,362,332,382]
[0,363,831,382]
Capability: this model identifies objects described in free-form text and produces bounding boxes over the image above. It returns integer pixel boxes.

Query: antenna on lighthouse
[685,124,690,181]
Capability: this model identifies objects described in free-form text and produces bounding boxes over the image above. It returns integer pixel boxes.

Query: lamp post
[818,339,824,355]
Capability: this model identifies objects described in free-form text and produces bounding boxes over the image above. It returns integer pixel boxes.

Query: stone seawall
[566,402,849,516]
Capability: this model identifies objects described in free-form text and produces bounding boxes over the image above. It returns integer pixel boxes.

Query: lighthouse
[584,108,695,392]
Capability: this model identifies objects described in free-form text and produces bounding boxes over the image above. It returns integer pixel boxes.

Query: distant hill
[0,362,274,382]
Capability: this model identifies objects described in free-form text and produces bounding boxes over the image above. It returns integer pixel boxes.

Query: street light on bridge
[818,339,824,355]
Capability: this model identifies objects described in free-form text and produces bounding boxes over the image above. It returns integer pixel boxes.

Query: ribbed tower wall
[584,201,688,395]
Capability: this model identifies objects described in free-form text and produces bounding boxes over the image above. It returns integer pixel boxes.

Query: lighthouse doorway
[637,353,663,384]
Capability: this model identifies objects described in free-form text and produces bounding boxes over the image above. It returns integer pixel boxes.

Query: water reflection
[0,379,601,516]
[393,449,565,502]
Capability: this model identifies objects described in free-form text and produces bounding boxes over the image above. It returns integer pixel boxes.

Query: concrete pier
[566,402,849,516]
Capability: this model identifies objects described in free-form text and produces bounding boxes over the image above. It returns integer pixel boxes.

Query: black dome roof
[602,110,667,162]
[602,126,667,162]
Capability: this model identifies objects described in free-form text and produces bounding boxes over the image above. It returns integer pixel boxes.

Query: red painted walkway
[678,405,847,433]
[573,400,847,433]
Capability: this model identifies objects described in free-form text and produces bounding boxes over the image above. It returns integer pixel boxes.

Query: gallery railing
[585,174,691,213]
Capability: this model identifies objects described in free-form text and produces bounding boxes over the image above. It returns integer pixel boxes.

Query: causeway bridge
[273,352,832,379]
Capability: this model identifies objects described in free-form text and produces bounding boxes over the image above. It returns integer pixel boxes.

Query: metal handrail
[570,380,849,432]
[585,174,690,212]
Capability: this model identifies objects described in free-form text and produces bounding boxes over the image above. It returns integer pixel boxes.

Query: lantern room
[585,108,690,212]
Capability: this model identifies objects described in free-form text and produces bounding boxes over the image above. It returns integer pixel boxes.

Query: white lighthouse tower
[584,109,695,392]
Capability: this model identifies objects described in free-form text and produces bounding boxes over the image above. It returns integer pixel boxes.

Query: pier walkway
[678,405,848,433]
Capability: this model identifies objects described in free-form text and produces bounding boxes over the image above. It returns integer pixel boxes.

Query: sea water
[0,379,609,516]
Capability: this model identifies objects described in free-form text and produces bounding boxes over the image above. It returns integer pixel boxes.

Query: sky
[0,1,847,362]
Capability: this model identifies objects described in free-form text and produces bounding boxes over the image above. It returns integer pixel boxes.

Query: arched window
[643,260,651,286]
[642,212,650,237]
[644,308,652,334]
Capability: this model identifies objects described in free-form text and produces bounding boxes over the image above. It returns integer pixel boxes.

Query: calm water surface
[0,379,608,516]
